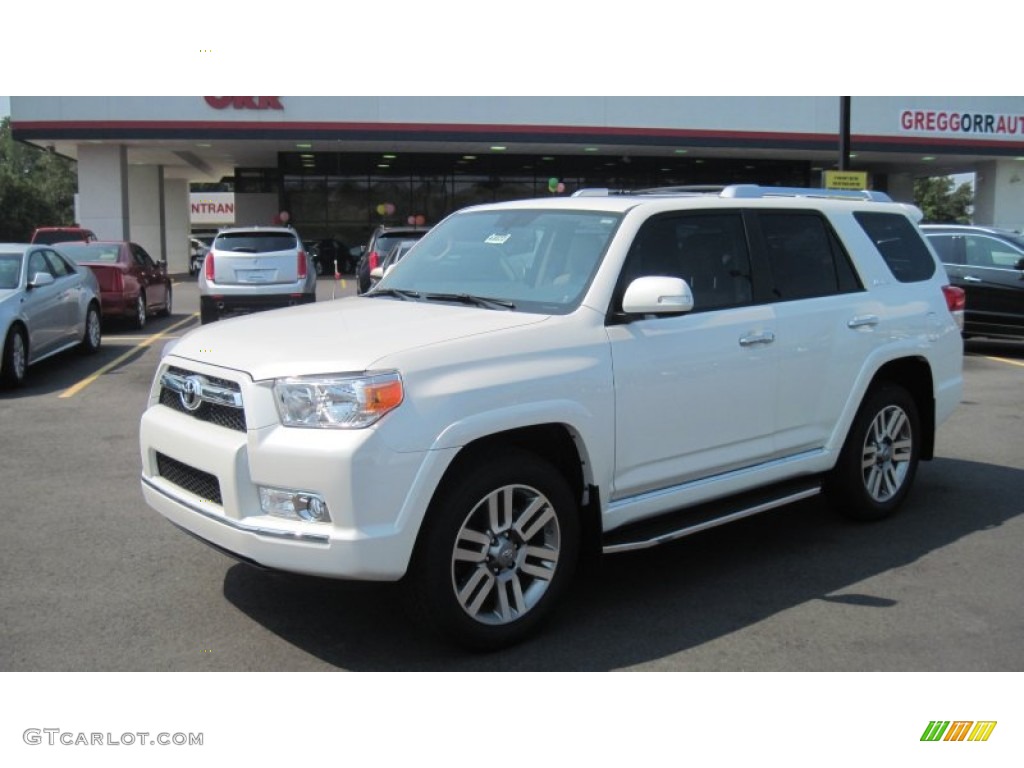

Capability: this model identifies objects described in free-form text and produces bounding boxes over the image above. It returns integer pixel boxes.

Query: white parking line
[59,313,199,399]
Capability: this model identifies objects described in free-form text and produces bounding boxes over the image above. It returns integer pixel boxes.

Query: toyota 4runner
[140,186,964,648]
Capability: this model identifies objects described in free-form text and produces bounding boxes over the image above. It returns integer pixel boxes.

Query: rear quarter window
[854,212,936,282]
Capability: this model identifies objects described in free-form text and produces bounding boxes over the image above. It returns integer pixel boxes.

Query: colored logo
[921,721,997,742]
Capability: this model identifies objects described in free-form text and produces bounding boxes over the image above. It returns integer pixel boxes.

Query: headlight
[273,371,403,428]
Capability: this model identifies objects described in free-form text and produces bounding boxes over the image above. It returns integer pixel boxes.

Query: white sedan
[0,243,102,388]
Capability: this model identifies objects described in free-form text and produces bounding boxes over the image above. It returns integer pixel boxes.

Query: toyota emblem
[180,376,204,412]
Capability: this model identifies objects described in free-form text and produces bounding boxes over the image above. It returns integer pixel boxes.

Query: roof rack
[572,184,893,202]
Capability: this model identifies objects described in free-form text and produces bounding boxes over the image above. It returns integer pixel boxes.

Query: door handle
[739,331,775,347]
[963,275,982,283]
[847,314,879,329]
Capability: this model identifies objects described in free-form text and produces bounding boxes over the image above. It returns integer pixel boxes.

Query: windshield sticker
[485,234,512,245]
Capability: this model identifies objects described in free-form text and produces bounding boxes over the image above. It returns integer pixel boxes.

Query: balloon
[279,211,290,224]
[548,177,558,187]
[385,203,396,215]
[376,204,386,216]
[556,182,565,193]
[407,215,416,225]
[415,215,426,226]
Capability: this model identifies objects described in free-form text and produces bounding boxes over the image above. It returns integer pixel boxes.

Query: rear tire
[407,449,580,650]
[826,384,920,521]
[80,304,102,354]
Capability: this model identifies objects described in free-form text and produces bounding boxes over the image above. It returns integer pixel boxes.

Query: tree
[914,176,973,224]
[0,117,78,241]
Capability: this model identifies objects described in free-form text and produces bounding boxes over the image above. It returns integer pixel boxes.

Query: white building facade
[11,96,1024,273]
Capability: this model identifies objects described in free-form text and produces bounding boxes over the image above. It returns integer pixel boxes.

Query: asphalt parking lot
[1,276,1022,671]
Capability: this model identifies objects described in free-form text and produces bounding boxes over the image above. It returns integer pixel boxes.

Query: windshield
[375,209,622,313]
[60,243,121,264]
[0,253,23,289]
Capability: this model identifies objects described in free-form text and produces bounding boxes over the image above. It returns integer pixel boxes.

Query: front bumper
[139,362,455,580]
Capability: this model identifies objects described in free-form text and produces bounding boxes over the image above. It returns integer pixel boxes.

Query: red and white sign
[204,97,283,111]
[190,193,235,225]
[900,109,1024,136]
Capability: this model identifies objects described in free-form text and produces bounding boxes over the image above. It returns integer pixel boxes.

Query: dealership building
[10,96,1024,273]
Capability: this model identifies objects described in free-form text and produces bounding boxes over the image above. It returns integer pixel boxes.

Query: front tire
[158,285,173,317]
[132,293,147,330]
[826,384,920,521]
[1,326,28,388]
[408,449,580,650]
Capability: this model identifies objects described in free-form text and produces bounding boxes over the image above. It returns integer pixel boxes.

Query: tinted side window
[42,250,73,277]
[965,235,1024,269]
[758,213,860,301]
[854,212,936,282]
[925,234,962,265]
[622,213,753,312]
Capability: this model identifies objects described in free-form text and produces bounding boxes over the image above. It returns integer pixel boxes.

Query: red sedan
[58,241,172,329]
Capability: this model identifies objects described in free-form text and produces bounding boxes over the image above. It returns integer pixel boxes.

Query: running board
[601,479,822,554]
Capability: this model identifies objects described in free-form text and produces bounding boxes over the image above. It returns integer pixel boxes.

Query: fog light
[258,487,331,523]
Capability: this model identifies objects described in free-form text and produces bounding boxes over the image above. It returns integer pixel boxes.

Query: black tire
[315,258,325,277]
[200,302,218,325]
[132,293,147,330]
[826,384,920,521]
[79,303,102,354]
[1,325,28,388]
[407,449,580,650]
[158,286,173,317]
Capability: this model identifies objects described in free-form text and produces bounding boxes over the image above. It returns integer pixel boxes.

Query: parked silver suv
[198,226,316,324]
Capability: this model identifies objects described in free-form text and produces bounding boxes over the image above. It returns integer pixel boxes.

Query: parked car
[921,224,1024,340]
[356,226,430,293]
[30,226,97,245]
[0,243,102,388]
[368,239,419,289]
[198,226,316,324]
[189,237,211,276]
[140,185,964,649]
[59,241,173,329]
[312,238,357,276]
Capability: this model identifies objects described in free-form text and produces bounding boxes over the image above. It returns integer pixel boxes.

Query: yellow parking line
[984,356,1024,368]
[59,313,199,398]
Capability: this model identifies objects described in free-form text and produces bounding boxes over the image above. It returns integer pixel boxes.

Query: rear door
[22,249,65,357]
[131,243,168,307]
[211,231,300,285]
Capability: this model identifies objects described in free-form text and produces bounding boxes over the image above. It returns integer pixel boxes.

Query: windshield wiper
[421,292,516,310]
[367,287,422,301]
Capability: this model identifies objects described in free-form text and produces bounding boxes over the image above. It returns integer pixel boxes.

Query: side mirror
[622,276,694,316]
[28,272,55,289]
[1015,257,1024,272]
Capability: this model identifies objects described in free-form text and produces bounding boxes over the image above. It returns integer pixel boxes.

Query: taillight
[113,268,124,293]
[205,251,215,281]
[942,284,965,313]
[942,285,965,329]
[297,250,308,279]
[368,251,379,270]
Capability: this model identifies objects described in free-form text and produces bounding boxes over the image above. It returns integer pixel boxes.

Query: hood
[168,296,550,380]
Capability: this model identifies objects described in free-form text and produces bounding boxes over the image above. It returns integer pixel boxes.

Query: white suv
[140,186,964,648]
[198,226,316,323]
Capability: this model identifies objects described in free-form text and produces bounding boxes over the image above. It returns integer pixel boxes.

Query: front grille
[159,366,246,432]
[156,453,223,505]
